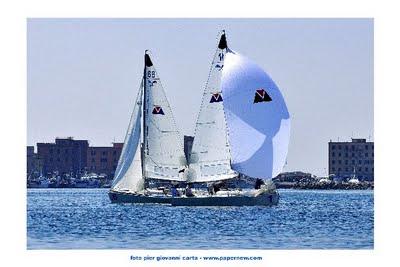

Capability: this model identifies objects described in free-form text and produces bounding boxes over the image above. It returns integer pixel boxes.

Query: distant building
[37,137,89,176]
[27,146,35,174]
[86,143,123,177]
[27,146,44,175]
[184,135,194,162]
[328,138,374,181]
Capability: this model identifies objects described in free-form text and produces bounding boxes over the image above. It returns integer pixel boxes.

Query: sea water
[27,189,373,249]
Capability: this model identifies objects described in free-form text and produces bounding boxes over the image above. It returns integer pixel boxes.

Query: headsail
[188,31,238,182]
[143,51,187,181]
[111,80,144,192]
[221,48,291,179]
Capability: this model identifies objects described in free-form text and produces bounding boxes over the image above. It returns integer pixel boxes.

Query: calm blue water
[27,189,373,249]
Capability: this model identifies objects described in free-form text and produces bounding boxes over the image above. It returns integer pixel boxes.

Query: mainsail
[221,45,291,179]
[188,31,238,182]
[143,51,187,181]
[111,80,144,192]
[111,51,188,192]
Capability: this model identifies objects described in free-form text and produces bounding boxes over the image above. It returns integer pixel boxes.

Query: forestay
[143,51,187,181]
[221,50,291,179]
[188,31,238,182]
[112,81,144,192]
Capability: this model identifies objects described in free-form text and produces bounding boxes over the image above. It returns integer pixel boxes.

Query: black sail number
[147,71,156,78]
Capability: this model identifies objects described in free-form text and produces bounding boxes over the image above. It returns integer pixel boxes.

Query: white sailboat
[109,51,187,203]
[172,31,288,206]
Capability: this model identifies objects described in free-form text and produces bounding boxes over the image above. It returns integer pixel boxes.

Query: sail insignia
[210,93,223,103]
[152,105,165,115]
[254,89,272,103]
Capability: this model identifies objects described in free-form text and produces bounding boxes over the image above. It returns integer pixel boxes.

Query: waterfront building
[328,138,374,181]
[37,137,89,176]
[27,146,45,175]
[86,143,123,177]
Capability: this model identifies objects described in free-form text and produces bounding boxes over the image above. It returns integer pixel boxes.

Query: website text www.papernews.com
[130,255,263,262]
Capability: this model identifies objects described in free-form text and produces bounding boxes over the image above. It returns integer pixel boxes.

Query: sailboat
[109,51,187,203]
[170,30,289,206]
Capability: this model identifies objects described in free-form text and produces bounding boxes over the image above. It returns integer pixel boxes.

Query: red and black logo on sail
[152,106,165,115]
[210,93,223,103]
[254,89,272,103]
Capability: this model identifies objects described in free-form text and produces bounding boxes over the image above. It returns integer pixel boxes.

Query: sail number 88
[147,71,156,78]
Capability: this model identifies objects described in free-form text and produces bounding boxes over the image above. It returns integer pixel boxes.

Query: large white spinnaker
[143,51,187,181]
[111,81,144,192]
[188,31,238,182]
[222,49,291,179]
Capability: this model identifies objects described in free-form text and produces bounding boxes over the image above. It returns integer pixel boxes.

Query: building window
[359,160,362,164]
[345,153,348,158]
[372,153,374,157]
[100,158,107,163]
[50,149,53,153]
[365,153,368,157]
[338,168,341,172]
[365,160,369,164]
[57,149,60,154]
[338,153,342,157]
[332,167,336,172]
[332,160,335,164]
[65,149,68,154]
[57,158,60,162]
[351,145,355,151]
[338,145,342,150]
[352,153,355,157]
[345,167,348,172]
[91,158,95,163]
[113,151,116,155]
[332,145,336,150]
[102,151,107,156]
[91,151,96,156]
[338,160,342,164]
[345,160,348,165]
[365,145,368,150]
[365,167,369,172]
[358,167,362,172]
[50,158,53,162]
[352,160,355,164]
[332,152,335,157]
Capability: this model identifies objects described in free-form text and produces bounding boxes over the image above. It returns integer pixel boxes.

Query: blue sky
[27,18,373,176]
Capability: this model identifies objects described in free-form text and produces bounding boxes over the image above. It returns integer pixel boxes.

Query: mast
[142,51,152,181]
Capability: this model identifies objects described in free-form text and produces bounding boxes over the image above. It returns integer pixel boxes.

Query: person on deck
[171,185,180,197]
[185,184,195,197]
[254,178,265,189]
